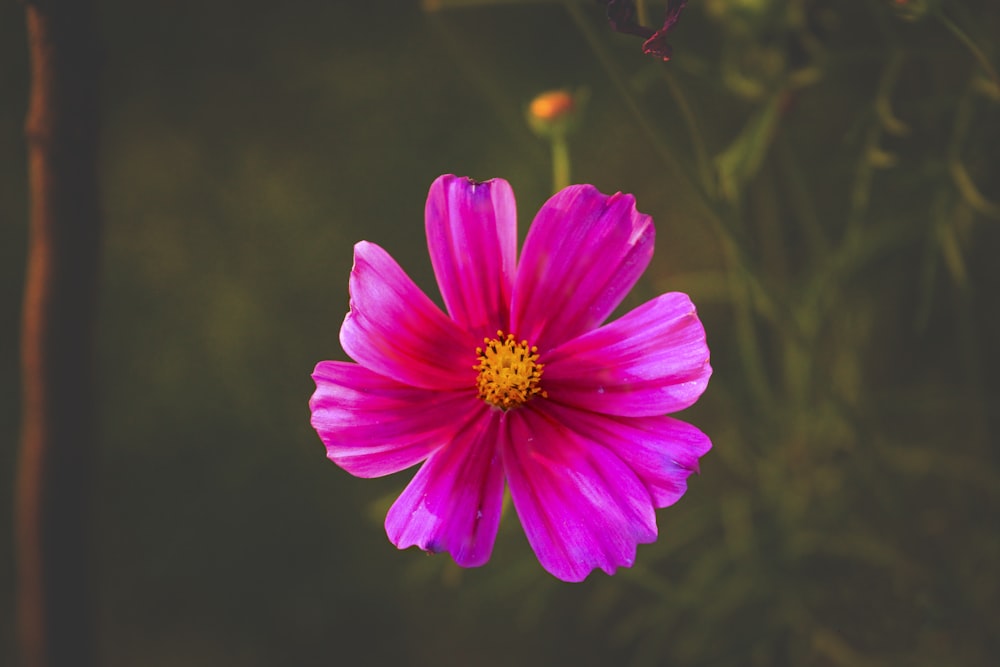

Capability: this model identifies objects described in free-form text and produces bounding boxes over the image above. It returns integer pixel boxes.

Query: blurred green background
[2,0,999,665]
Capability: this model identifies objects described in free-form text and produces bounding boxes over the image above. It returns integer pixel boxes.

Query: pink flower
[310,175,712,582]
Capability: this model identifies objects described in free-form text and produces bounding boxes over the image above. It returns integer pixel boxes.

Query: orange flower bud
[529,90,576,122]
[527,88,587,139]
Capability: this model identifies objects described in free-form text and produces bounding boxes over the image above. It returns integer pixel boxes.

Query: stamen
[473,330,547,410]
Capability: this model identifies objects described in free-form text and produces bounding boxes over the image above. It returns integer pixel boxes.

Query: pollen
[474,330,547,410]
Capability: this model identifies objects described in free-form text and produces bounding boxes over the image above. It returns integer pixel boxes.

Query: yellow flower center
[474,331,547,410]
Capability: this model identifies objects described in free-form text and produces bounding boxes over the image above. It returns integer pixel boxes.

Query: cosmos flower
[310,175,712,582]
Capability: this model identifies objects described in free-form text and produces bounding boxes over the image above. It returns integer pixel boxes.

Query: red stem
[16,1,101,665]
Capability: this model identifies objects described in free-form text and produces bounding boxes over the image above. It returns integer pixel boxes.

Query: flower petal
[510,185,654,350]
[544,403,711,507]
[501,407,657,582]
[385,410,504,568]
[340,241,478,390]
[310,361,481,478]
[425,175,517,337]
[542,292,711,417]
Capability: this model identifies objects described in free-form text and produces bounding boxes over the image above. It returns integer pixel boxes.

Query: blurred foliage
[2,0,998,666]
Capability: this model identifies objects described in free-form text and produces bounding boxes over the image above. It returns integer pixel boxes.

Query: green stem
[937,12,1000,94]
[662,69,715,194]
[551,132,570,193]
[562,1,686,187]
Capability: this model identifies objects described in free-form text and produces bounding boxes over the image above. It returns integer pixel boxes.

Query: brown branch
[16,1,102,666]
